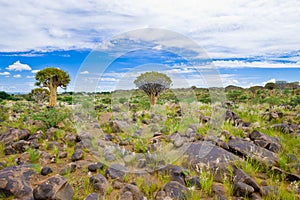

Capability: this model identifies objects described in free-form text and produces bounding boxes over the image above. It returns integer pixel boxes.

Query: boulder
[227,138,278,166]
[249,130,281,153]
[88,162,104,172]
[121,183,144,200]
[233,182,254,197]
[41,166,53,176]
[185,142,240,171]
[33,174,74,200]
[71,149,84,161]
[84,193,102,200]
[105,164,127,180]
[0,128,30,145]
[119,191,133,200]
[164,181,189,200]
[90,174,109,195]
[0,165,34,199]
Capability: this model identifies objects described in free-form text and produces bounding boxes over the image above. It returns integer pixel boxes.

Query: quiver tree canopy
[35,67,70,106]
[134,71,172,105]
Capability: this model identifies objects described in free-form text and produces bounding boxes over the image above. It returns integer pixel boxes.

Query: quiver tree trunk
[49,86,57,107]
[149,94,158,106]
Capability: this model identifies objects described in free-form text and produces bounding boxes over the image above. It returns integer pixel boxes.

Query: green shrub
[32,108,70,129]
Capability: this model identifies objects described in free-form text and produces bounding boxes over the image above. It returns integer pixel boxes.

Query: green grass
[28,148,40,163]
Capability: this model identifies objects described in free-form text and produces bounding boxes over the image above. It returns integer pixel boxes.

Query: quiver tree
[35,67,70,107]
[29,88,50,104]
[134,71,172,106]
[264,82,277,95]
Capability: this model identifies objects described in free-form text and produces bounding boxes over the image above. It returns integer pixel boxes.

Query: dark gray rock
[185,142,240,171]
[158,164,187,186]
[164,181,189,200]
[71,149,84,161]
[12,140,30,152]
[261,186,279,196]
[4,145,17,155]
[105,164,127,180]
[0,128,30,145]
[249,130,281,153]
[84,193,102,200]
[233,167,260,192]
[90,174,109,195]
[58,151,68,159]
[88,162,104,172]
[119,191,133,200]
[59,163,76,175]
[227,138,278,166]
[122,183,144,200]
[155,191,166,200]
[33,174,74,200]
[186,177,201,189]
[272,166,300,181]
[212,183,227,200]
[112,180,123,189]
[41,166,53,176]
[109,120,129,133]
[233,182,254,197]
[45,127,58,140]
[0,165,34,199]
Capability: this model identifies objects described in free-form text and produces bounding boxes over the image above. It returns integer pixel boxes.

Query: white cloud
[0,0,299,60]
[13,74,21,78]
[80,70,89,74]
[6,61,31,71]
[26,75,35,78]
[31,70,40,73]
[262,78,276,86]
[0,72,10,75]
[213,60,300,68]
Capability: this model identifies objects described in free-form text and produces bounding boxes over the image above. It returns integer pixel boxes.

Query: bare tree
[134,71,172,106]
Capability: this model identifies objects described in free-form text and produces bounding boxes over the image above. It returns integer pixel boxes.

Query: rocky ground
[0,97,300,200]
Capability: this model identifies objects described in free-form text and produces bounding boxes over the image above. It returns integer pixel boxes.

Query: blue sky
[0,0,299,93]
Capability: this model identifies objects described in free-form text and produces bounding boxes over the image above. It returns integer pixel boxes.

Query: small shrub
[32,108,70,129]
[28,148,40,163]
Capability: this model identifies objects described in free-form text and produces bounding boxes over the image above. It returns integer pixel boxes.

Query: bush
[32,108,70,129]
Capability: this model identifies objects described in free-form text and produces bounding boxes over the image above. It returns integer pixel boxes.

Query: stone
[33,174,74,200]
[12,140,30,152]
[113,180,123,189]
[109,120,130,133]
[164,181,189,200]
[88,162,104,172]
[227,138,278,166]
[212,183,227,200]
[122,183,144,200]
[45,127,58,140]
[261,186,279,196]
[249,130,281,153]
[119,191,133,200]
[41,166,53,176]
[185,142,240,171]
[186,177,201,189]
[84,193,102,200]
[90,174,109,195]
[58,151,68,159]
[159,165,187,186]
[233,182,254,197]
[0,128,30,145]
[233,167,260,192]
[0,165,34,199]
[71,149,84,161]
[105,164,127,180]
[59,163,76,175]
[155,191,166,200]
[173,136,185,148]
